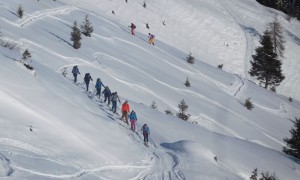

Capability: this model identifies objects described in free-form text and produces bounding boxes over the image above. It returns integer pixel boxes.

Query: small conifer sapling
[17,5,23,18]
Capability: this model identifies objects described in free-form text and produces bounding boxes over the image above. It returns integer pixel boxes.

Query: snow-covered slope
[77,0,300,100]
[0,0,300,179]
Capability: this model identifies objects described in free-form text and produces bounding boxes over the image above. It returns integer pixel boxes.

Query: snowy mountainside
[78,0,300,100]
[0,0,300,179]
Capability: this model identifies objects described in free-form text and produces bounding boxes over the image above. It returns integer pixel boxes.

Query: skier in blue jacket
[95,78,105,98]
[129,110,137,131]
[72,65,80,83]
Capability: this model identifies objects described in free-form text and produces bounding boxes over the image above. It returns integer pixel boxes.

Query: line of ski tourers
[72,65,150,145]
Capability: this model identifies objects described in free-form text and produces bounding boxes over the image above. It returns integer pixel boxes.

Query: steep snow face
[0,0,300,179]
[60,0,300,100]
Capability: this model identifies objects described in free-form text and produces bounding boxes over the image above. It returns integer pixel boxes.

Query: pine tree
[283,117,300,159]
[80,15,93,37]
[17,5,23,18]
[151,100,157,110]
[186,53,195,64]
[71,21,82,49]
[176,99,190,121]
[22,49,31,62]
[249,30,285,89]
[250,168,258,180]
[268,17,285,58]
[184,77,191,87]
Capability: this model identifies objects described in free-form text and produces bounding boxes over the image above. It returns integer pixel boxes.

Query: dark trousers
[85,81,89,92]
[104,95,110,105]
[73,73,77,83]
[96,88,101,97]
[112,101,117,113]
[143,133,149,142]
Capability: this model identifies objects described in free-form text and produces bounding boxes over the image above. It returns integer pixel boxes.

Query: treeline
[256,0,300,20]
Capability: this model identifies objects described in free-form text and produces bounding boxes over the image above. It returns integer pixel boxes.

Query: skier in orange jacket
[121,100,130,124]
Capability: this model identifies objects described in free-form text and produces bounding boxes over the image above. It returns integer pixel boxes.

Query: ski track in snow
[0,153,14,177]
[64,78,185,180]
[233,74,245,97]
[218,0,253,97]
[0,138,47,156]
[16,6,76,27]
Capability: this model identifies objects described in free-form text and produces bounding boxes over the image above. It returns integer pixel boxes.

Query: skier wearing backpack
[141,124,150,143]
[121,100,130,124]
[102,86,111,105]
[111,92,121,113]
[84,73,93,92]
[148,33,155,46]
[130,23,136,35]
[72,65,80,83]
[129,110,137,131]
[95,78,105,98]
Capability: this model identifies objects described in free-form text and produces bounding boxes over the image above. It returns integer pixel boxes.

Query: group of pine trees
[150,99,190,121]
[256,0,300,20]
[70,15,94,49]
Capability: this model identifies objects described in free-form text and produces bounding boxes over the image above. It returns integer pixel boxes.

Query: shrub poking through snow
[151,100,157,110]
[165,109,173,115]
[244,98,254,110]
[186,53,195,64]
[22,49,31,62]
[218,64,223,69]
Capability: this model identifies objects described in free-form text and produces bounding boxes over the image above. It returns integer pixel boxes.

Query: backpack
[132,24,136,29]
[84,73,89,81]
[72,66,77,74]
[111,92,117,101]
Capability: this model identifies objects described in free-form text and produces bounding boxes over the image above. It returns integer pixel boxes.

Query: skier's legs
[96,88,100,97]
[125,111,129,124]
[132,120,136,131]
[73,73,77,83]
[108,96,111,105]
[145,133,149,142]
[86,81,89,91]
[112,101,117,113]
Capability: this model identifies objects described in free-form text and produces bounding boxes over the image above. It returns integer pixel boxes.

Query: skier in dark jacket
[95,78,105,98]
[141,124,150,143]
[84,73,93,92]
[102,86,111,105]
[72,65,80,83]
[111,92,120,113]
